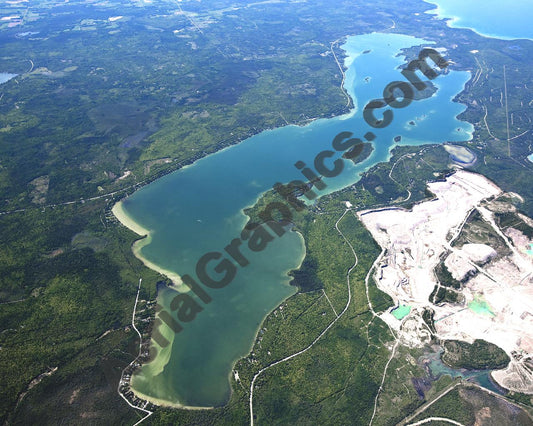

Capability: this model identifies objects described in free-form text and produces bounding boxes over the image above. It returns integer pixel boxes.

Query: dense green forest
[442,340,510,370]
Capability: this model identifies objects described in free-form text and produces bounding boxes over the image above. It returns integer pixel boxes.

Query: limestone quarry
[358,170,533,394]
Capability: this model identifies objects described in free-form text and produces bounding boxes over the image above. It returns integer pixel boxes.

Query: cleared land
[358,170,533,394]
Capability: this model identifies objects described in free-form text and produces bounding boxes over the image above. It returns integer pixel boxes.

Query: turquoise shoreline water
[424,0,533,40]
[119,32,474,407]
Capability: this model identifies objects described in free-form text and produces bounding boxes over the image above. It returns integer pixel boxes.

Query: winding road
[249,208,358,425]
[117,278,153,426]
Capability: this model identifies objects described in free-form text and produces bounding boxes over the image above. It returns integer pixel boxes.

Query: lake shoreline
[116,32,475,408]
[423,0,533,41]
[112,201,185,288]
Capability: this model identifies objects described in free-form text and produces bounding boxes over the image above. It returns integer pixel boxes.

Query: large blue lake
[0,73,17,84]
[425,0,533,40]
[116,32,473,407]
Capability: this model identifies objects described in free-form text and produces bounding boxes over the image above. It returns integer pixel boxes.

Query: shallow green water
[121,32,473,407]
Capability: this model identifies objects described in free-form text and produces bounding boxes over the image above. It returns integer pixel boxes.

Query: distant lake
[0,73,17,84]
[118,32,473,407]
[425,0,533,40]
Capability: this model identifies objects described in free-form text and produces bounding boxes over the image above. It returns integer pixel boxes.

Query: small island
[343,141,374,165]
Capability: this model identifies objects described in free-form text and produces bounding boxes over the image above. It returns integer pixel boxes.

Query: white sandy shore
[130,387,214,410]
[112,200,184,287]
[112,201,150,236]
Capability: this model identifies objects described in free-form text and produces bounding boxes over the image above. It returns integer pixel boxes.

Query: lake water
[0,73,17,84]
[425,0,533,40]
[424,348,506,395]
[118,32,474,407]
